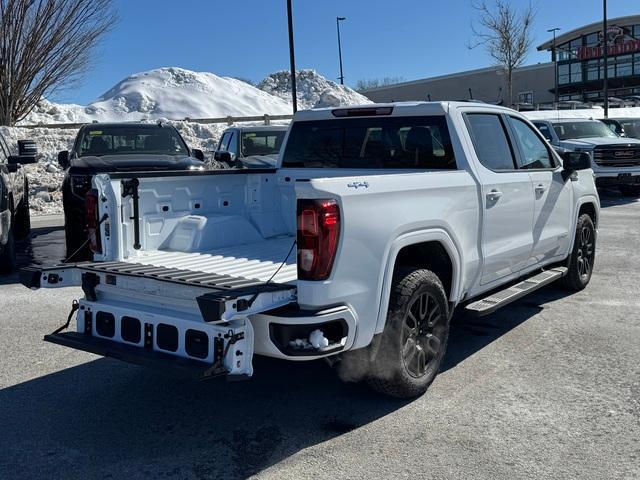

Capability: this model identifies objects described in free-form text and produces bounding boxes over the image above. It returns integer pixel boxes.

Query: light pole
[336,17,346,85]
[286,0,297,113]
[602,0,609,118]
[548,27,561,103]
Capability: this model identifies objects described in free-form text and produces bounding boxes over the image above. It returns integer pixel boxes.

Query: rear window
[281,116,456,169]
[76,126,189,157]
[242,131,286,156]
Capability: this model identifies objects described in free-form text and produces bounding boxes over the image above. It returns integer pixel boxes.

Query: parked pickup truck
[532,118,640,196]
[59,122,207,261]
[22,102,599,398]
[0,132,36,273]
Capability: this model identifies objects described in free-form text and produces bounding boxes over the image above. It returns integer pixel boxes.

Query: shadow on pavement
[0,225,65,285]
[598,187,640,208]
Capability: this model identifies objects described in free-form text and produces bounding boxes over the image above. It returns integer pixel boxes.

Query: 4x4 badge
[347,181,369,189]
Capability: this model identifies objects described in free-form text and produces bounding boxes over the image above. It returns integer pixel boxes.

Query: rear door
[507,116,573,265]
[465,112,534,285]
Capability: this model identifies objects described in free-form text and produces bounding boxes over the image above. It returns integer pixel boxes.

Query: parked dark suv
[0,132,36,273]
[59,122,206,261]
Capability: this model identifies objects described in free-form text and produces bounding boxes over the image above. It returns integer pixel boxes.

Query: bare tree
[0,0,116,125]
[470,1,535,107]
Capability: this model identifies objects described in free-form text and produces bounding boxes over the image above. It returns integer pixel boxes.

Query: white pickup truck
[22,102,600,398]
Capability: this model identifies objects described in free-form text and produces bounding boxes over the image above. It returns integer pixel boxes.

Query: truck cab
[214,125,287,168]
[532,118,640,196]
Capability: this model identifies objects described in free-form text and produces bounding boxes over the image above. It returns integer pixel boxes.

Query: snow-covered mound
[22,67,292,124]
[258,69,371,110]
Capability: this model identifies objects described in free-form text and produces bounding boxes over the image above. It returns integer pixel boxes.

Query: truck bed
[115,235,297,285]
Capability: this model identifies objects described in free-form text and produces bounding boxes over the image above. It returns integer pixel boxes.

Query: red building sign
[576,26,640,60]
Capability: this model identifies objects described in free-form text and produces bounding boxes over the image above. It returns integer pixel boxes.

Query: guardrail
[17,113,295,129]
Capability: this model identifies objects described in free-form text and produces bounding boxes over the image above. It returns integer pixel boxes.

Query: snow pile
[22,67,292,124]
[258,69,371,110]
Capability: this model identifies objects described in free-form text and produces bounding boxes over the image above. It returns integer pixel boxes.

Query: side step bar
[44,332,228,381]
[465,267,568,316]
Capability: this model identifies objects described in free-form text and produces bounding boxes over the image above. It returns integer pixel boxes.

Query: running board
[465,267,568,316]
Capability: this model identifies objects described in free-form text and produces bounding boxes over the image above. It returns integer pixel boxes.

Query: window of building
[586,59,600,80]
[570,62,582,83]
[634,53,640,75]
[558,63,570,84]
[634,24,640,38]
[465,114,516,171]
[585,33,599,46]
[616,55,633,77]
[518,91,533,104]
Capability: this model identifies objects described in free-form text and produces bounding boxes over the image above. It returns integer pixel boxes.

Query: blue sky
[54,0,639,104]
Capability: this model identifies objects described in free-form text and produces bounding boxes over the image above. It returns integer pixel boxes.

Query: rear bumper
[595,173,640,187]
[251,304,357,360]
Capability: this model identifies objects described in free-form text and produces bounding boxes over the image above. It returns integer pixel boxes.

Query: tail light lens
[85,189,102,254]
[296,199,340,280]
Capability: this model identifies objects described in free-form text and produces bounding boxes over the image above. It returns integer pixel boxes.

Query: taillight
[85,189,102,254]
[296,199,340,280]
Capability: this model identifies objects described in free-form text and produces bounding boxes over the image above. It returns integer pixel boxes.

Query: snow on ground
[258,69,371,110]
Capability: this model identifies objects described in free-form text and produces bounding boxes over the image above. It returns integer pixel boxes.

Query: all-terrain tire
[367,269,450,399]
[561,213,596,291]
[619,185,640,197]
[0,222,17,274]
[13,178,31,240]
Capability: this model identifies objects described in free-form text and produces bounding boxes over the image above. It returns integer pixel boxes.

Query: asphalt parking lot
[0,192,638,480]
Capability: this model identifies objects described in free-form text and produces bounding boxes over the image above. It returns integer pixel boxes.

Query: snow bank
[258,69,371,110]
[22,67,292,124]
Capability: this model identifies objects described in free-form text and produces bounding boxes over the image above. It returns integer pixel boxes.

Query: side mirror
[214,150,235,163]
[562,151,591,172]
[192,148,205,161]
[58,150,70,169]
[8,139,38,166]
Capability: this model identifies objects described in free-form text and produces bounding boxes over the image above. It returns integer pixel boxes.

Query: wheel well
[394,241,453,298]
[579,202,597,228]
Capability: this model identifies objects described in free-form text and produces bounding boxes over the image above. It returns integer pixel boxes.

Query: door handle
[486,189,503,201]
[535,184,547,194]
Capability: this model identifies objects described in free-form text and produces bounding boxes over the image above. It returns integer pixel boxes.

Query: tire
[561,213,596,291]
[619,185,640,197]
[13,179,31,240]
[0,222,17,274]
[366,269,450,399]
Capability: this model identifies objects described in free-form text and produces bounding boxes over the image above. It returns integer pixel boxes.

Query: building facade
[537,15,640,102]
[362,14,640,107]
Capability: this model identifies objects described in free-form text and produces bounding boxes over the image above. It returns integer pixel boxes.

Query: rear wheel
[619,185,640,197]
[13,179,31,240]
[561,213,596,291]
[0,222,17,274]
[366,269,450,399]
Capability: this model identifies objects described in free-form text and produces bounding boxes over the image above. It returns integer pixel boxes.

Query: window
[227,133,238,155]
[616,55,632,77]
[509,117,554,169]
[552,121,618,140]
[585,33,599,46]
[466,114,516,171]
[634,53,640,75]
[281,116,456,169]
[586,59,600,80]
[218,132,232,151]
[558,64,570,84]
[241,131,286,156]
[534,123,553,141]
[518,91,533,104]
[76,126,188,157]
[570,62,582,83]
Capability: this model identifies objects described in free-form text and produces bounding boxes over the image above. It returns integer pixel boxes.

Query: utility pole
[336,17,346,85]
[548,27,561,103]
[287,0,297,113]
[603,0,608,118]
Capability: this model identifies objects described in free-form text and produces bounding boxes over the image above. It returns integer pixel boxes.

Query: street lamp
[548,27,561,104]
[603,0,609,118]
[287,0,297,113]
[336,17,346,85]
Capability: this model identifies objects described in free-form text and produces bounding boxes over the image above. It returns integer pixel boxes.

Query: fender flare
[374,228,463,334]
[569,195,600,251]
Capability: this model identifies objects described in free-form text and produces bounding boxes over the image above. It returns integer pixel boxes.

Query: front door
[465,113,535,285]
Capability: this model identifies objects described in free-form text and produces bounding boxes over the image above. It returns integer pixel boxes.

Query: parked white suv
[23,102,599,398]
[532,118,640,196]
